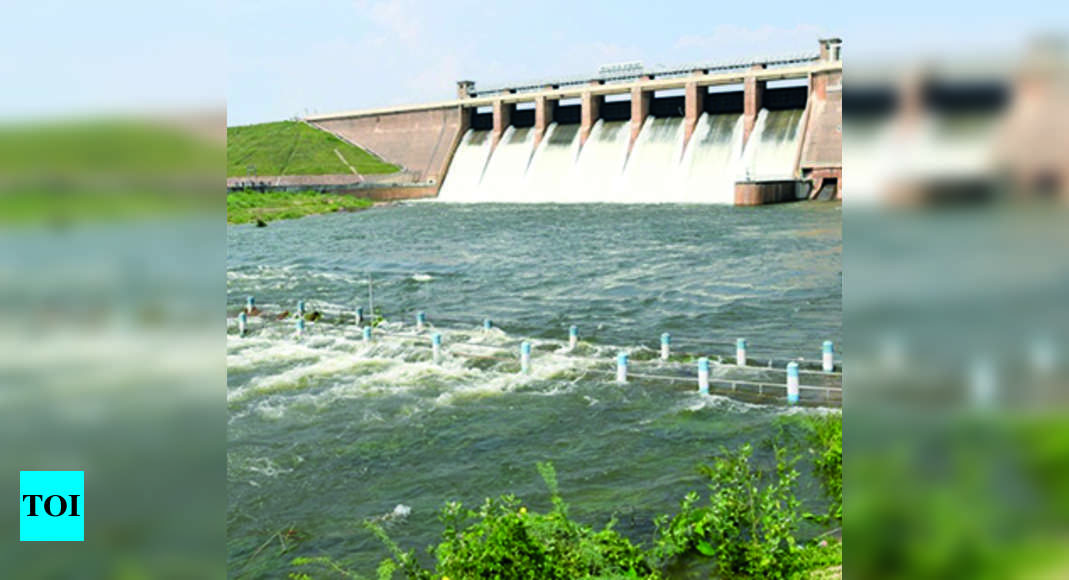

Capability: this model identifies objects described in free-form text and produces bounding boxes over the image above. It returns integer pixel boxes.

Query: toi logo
[20,471,84,542]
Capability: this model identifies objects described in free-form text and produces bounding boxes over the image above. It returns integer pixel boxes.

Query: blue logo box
[20,470,84,542]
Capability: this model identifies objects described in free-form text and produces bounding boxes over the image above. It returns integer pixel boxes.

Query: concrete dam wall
[306,38,842,204]
[309,106,463,184]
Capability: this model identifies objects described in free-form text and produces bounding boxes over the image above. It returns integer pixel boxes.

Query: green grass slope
[227,121,399,177]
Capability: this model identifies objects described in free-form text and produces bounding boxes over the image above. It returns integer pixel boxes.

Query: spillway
[478,126,535,201]
[620,117,686,203]
[677,113,745,204]
[740,108,806,181]
[436,129,493,202]
[438,107,805,203]
[571,120,630,203]
[523,123,582,202]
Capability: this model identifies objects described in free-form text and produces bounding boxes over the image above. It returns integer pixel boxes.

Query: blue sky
[225,0,1063,125]
[0,1,1061,125]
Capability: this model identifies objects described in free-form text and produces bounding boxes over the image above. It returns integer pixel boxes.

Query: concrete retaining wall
[734,180,806,206]
[309,107,463,184]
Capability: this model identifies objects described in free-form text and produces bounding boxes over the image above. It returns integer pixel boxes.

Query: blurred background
[845,27,1069,580]
[0,1,225,577]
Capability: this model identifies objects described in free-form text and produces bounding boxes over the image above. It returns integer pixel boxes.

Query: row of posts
[240,298,835,404]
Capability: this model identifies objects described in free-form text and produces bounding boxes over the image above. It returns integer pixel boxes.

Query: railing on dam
[469,51,823,98]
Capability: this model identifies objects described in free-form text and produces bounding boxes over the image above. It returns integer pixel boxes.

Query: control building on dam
[305,38,842,205]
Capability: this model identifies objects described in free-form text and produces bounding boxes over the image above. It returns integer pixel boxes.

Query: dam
[305,38,842,204]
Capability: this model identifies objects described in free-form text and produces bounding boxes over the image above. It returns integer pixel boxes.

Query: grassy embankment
[227,190,372,224]
[227,120,399,177]
[226,121,400,224]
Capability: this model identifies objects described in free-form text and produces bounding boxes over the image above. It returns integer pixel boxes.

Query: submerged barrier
[230,297,842,406]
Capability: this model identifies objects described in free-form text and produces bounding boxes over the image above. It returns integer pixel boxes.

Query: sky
[0,1,1062,125]
[223,0,1066,125]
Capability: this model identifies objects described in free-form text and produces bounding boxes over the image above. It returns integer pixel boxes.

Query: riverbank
[226,190,373,224]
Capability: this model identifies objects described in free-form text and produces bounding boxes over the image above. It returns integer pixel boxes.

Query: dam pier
[305,38,842,204]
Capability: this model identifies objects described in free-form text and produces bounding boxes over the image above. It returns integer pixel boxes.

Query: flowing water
[437,107,803,204]
[226,203,841,576]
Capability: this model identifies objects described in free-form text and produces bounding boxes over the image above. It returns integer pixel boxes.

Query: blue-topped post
[568,325,579,350]
[660,333,671,361]
[238,312,247,337]
[417,311,426,331]
[295,316,305,338]
[245,296,255,315]
[736,338,747,366]
[616,352,628,384]
[363,326,372,342]
[520,341,531,374]
[297,300,306,317]
[822,340,834,372]
[483,319,493,333]
[432,332,442,364]
[698,357,710,394]
[786,361,800,404]
[356,306,364,326]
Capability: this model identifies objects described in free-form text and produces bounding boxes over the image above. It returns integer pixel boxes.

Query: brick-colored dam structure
[306,38,842,205]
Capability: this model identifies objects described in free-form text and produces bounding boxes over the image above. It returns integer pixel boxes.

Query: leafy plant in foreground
[652,444,836,579]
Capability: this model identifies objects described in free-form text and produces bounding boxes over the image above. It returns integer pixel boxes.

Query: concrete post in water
[822,341,835,372]
[736,338,747,366]
[238,312,247,337]
[363,326,372,342]
[786,361,800,404]
[569,325,579,350]
[356,306,364,326]
[432,333,442,364]
[483,319,493,333]
[297,300,306,317]
[245,296,255,315]
[295,316,305,338]
[616,352,629,384]
[698,357,710,394]
[520,341,531,374]
[417,311,426,331]
[660,333,671,361]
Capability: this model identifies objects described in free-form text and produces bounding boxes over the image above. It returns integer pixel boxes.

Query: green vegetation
[288,413,843,579]
[227,121,399,177]
[227,190,373,224]
[0,118,220,175]
[0,118,221,226]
